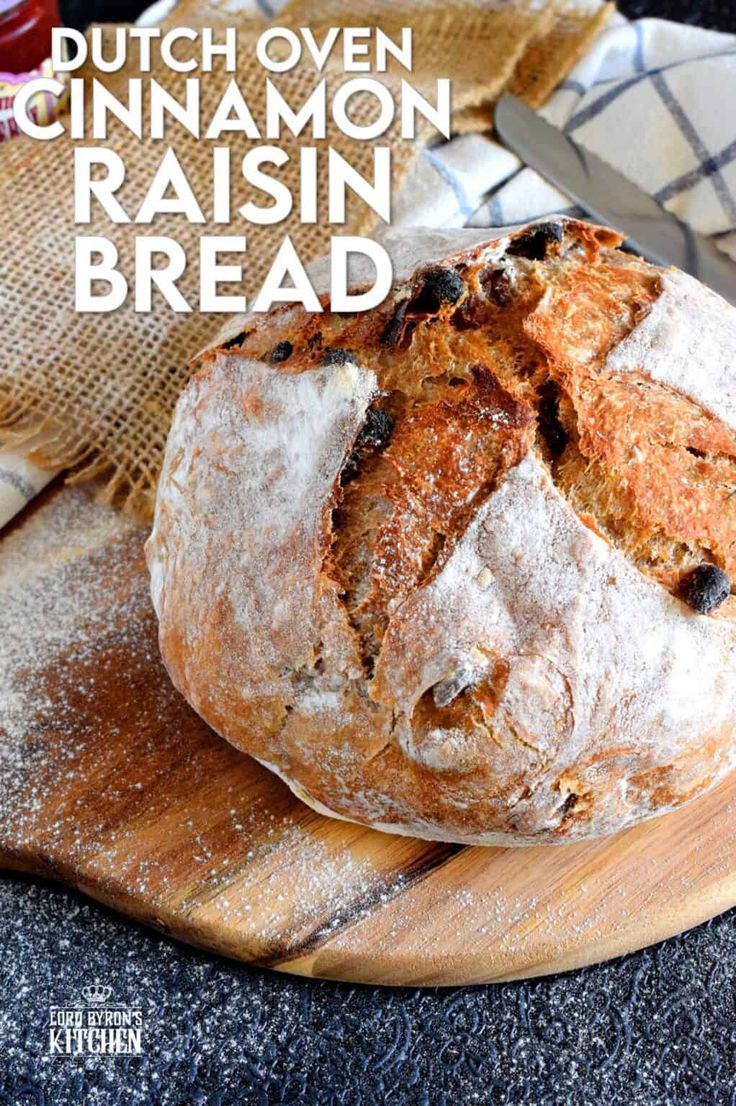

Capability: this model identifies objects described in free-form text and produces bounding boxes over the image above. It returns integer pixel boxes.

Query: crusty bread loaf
[146,219,736,845]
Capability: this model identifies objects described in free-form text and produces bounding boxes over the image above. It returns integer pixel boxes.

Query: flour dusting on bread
[148,356,377,723]
[377,454,736,837]
[148,219,736,846]
[606,269,736,432]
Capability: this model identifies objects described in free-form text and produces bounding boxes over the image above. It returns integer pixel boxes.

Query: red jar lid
[0,0,60,74]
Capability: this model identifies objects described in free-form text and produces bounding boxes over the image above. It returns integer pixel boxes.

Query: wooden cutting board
[3,483,736,987]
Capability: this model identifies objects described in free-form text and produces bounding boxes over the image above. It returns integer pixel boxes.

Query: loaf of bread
[146,219,736,845]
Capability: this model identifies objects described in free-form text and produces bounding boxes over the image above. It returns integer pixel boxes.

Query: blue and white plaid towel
[2,11,736,528]
[394,16,736,264]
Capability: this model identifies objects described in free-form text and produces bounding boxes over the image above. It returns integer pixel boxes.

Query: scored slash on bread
[147,219,736,846]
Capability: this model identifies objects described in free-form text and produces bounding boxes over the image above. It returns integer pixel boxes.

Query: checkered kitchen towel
[395,15,736,266]
[3,14,736,528]
[0,434,56,526]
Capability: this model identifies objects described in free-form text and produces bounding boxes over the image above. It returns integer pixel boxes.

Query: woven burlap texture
[0,0,610,519]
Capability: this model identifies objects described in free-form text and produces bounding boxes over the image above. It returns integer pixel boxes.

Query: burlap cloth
[0,0,610,519]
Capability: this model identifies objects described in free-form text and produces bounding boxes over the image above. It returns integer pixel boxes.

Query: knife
[494,92,736,306]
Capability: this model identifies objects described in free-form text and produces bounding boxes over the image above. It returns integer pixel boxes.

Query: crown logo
[81,982,112,1005]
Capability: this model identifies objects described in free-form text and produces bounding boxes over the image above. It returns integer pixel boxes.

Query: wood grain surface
[3,484,736,987]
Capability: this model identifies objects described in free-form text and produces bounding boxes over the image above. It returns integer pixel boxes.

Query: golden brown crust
[328,367,533,662]
[147,219,736,845]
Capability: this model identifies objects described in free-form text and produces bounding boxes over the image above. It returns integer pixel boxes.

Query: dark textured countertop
[3,3,736,1104]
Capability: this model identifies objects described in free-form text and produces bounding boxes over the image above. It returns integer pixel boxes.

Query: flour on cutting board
[0,491,140,840]
[4,488,736,977]
[0,489,410,943]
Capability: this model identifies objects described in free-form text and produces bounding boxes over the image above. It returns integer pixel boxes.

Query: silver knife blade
[494,92,736,306]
